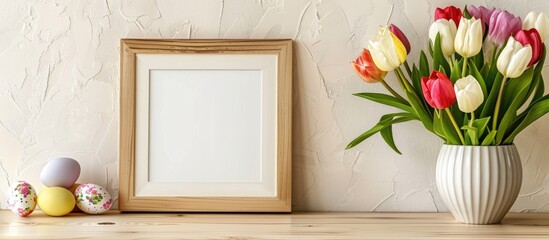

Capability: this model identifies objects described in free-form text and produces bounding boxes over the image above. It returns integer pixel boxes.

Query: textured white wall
[1,0,549,212]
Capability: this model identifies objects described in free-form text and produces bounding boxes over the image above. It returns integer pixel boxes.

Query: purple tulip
[488,9,522,45]
[467,5,495,31]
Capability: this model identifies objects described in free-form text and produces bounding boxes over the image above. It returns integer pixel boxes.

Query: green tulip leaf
[461,125,479,145]
[496,68,534,144]
[480,73,504,120]
[524,47,546,107]
[504,98,549,144]
[433,110,460,144]
[433,33,451,74]
[481,130,497,145]
[412,65,423,97]
[404,90,434,132]
[532,75,545,105]
[419,50,430,77]
[353,93,413,113]
[450,58,462,83]
[380,125,402,155]
[501,67,534,112]
[346,112,416,150]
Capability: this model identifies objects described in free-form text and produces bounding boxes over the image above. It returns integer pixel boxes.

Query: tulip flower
[368,26,407,71]
[435,6,463,27]
[421,71,456,109]
[454,76,484,113]
[488,10,522,45]
[351,49,387,83]
[497,36,533,78]
[523,11,549,42]
[454,18,483,58]
[390,24,411,54]
[514,29,543,66]
[467,5,495,32]
[429,19,458,56]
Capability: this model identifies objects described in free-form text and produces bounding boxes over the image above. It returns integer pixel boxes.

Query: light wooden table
[1,211,549,239]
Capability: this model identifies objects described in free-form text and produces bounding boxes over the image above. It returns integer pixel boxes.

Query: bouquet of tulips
[348,5,549,153]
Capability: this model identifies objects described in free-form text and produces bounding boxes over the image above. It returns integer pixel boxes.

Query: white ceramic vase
[435,144,522,224]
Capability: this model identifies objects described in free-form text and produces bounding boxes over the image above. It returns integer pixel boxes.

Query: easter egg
[40,157,81,188]
[37,187,75,216]
[75,184,112,214]
[6,181,37,217]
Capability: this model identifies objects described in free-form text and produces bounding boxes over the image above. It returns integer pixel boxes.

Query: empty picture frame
[118,39,292,212]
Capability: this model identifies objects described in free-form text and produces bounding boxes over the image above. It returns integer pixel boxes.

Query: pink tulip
[514,28,543,66]
[421,71,456,109]
[488,9,522,45]
[467,5,495,31]
[390,24,411,54]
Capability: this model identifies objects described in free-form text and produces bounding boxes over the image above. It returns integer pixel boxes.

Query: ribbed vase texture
[435,144,522,224]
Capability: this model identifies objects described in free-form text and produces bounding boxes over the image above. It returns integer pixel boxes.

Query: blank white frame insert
[134,53,277,197]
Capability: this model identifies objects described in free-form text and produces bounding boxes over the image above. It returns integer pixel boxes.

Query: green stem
[492,77,509,131]
[469,112,475,127]
[445,108,466,145]
[490,45,499,65]
[395,67,413,92]
[393,71,407,93]
[380,79,407,102]
[461,57,468,78]
[403,60,413,78]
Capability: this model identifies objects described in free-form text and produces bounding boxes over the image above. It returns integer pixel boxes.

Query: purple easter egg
[40,157,81,188]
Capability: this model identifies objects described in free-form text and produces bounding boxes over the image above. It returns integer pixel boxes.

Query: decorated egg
[6,181,37,217]
[37,187,75,216]
[75,184,112,214]
[40,157,81,188]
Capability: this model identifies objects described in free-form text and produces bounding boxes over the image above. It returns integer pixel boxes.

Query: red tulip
[351,49,387,83]
[421,71,456,109]
[514,28,543,66]
[389,24,411,54]
[435,6,463,27]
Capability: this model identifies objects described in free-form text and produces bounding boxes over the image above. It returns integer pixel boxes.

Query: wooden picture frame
[119,39,292,212]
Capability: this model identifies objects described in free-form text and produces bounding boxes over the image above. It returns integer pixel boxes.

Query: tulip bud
[497,36,533,78]
[488,10,522,45]
[429,19,458,57]
[523,11,549,42]
[389,24,411,54]
[435,6,463,27]
[368,26,408,71]
[454,18,483,58]
[351,49,387,83]
[514,29,543,66]
[467,5,495,32]
[454,76,484,113]
[421,71,456,109]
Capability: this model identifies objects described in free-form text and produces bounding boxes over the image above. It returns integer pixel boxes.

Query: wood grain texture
[119,39,292,212]
[2,211,549,239]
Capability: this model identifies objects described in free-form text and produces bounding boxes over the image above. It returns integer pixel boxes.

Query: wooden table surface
[1,211,549,239]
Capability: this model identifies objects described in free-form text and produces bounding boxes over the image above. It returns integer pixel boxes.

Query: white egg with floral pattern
[6,181,37,217]
[74,183,112,214]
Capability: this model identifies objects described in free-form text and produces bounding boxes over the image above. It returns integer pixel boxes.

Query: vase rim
[441,144,516,147]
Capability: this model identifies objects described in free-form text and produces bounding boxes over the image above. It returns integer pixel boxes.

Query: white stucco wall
[1,0,549,212]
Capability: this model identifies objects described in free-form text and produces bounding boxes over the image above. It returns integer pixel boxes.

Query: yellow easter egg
[37,187,75,216]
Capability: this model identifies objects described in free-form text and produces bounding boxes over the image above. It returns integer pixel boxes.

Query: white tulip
[368,26,408,71]
[497,37,533,78]
[454,18,483,58]
[429,19,457,56]
[523,11,549,42]
[454,76,484,113]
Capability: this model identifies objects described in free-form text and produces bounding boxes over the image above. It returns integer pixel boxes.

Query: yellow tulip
[368,26,407,71]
